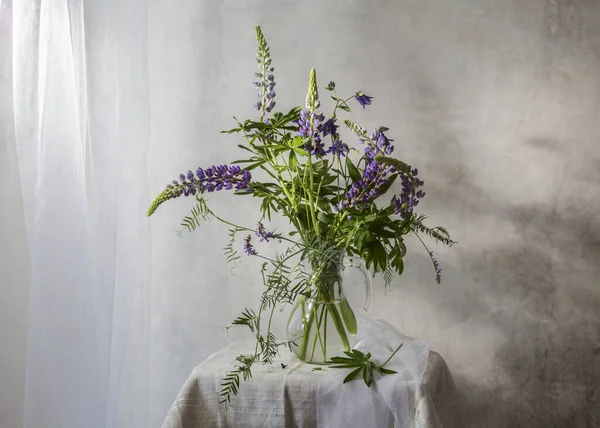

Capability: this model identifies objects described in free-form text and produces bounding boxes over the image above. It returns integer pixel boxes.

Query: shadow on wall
[402,69,600,427]
[461,202,600,428]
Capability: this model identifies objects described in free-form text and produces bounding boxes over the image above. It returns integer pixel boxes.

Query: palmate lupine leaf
[328,344,403,387]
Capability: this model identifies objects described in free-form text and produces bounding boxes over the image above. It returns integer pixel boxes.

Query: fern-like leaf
[384,264,394,291]
[179,198,211,235]
[232,308,259,333]
[223,227,243,269]
[410,214,456,246]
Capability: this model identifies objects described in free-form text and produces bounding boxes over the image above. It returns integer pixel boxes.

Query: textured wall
[147,0,600,427]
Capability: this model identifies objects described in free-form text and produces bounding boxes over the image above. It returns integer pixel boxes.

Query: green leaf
[244,161,267,171]
[289,136,306,148]
[364,214,377,223]
[311,159,329,175]
[346,157,361,182]
[339,299,357,335]
[398,240,407,257]
[378,173,398,195]
[372,240,387,271]
[317,212,334,224]
[343,367,363,384]
[379,367,397,375]
[363,363,372,386]
[288,150,297,170]
[237,144,259,155]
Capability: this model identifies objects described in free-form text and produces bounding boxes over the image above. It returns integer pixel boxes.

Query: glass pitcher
[286,250,373,364]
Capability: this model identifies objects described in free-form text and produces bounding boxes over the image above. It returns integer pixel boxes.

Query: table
[161,340,459,428]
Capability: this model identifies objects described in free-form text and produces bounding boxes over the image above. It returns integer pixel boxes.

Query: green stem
[306,154,319,235]
[325,302,350,352]
[310,305,327,362]
[323,305,328,361]
[298,307,315,360]
[380,343,404,369]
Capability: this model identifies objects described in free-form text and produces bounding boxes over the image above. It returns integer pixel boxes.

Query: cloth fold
[317,318,430,428]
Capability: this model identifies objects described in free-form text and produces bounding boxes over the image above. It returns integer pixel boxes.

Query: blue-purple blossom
[321,118,338,137]
[147,164,253,215]
[243,235,257,256]
[296,109,326,157]
[255,222,280,242]
[321,118,349,157]
[327,140,349,156]
[326,81,336,91]
[336,160,393,210]
[391,168,425,219]
[354,91,373,109]
[364,128,395,159]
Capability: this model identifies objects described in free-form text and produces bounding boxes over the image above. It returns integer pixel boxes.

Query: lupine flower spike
[147,165,252,216]
[296,68,326,157]
[254,26,276,118]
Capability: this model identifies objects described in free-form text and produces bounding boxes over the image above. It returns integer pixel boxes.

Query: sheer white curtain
[8,0,150,427]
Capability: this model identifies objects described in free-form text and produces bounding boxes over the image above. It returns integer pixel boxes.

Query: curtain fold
[10,0,150,427]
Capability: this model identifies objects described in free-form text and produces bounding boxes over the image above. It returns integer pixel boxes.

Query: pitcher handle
[345,257,373,312]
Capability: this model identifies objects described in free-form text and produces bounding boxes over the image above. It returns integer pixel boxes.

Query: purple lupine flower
[326,81,336,91]
[297,110,326,157]
[243,235,257,256]
[295,68,327,157]
[338,160,394,210]
[254,27,276,115]
[363,128,395,159]
[354,91,373,109]
[255,222,280,242]
[150,164,252,211]
[430,251,442,283]
[390,168,425,219]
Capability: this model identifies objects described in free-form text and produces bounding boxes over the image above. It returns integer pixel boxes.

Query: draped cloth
[317,318,430,428]
[7,0,151,426]
[161,319,459,428]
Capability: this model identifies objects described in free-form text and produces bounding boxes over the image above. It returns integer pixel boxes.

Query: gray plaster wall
[147,0,600,427]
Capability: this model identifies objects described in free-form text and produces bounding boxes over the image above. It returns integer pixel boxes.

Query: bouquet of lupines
[148,27,455,403]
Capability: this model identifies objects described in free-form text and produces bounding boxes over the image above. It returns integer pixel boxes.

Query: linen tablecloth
[161,340,459,428]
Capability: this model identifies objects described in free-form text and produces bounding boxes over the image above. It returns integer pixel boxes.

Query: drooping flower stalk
[147,165,251,216]
[391,168,425,219]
